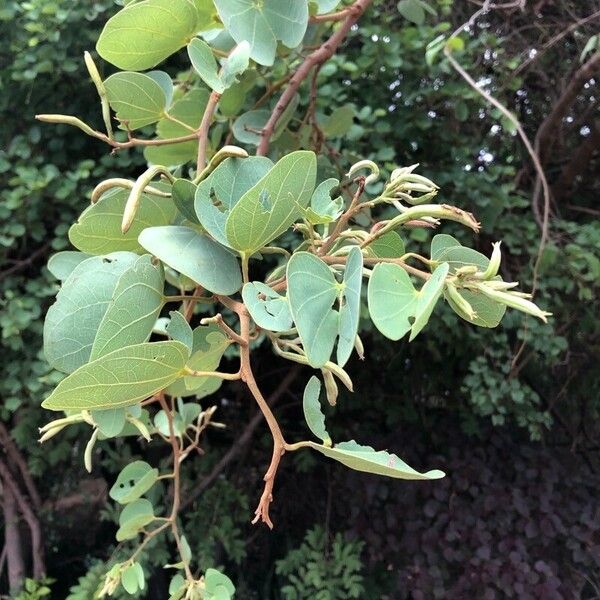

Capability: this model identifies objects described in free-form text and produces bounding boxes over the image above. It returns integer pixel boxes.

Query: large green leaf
[409,262,449,340]
[195,156,273,247]
[90,255,165,360]
[104,72,167,130]
[337,247,363,366]
[43,252,138,373]
[367,263,417,341]
[225,151,317,254]
[97,0,201,71]
[47,251,91,281]
[242,282,293,332]
[302,376,331,445]
[308,440,445,480]
[42,341,189,411]
[144,88,210,166]
[287,252,338,368]
[444,288,506,328]
[69,188,178,255]
[166,325,230,398]
[109,461,159,504]
[214,0,308,66]
[138,225,242,294]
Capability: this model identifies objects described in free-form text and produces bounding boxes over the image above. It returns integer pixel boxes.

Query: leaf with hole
[110,461,159,504]
[69,188,178,255]
[138,225,242,294]
[302,178,343,225]
[90,255,164,360]
[242,282,293,332]
[44,252,138,373]
[308,440,445,480]
[42,341,189,411]
[104,72,167,130]
[97,0,201,71]
[225,151,317,254]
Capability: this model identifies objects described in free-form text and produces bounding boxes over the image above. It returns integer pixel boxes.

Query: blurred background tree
[0,0,598,597]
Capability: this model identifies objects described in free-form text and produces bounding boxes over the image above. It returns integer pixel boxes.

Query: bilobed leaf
[42,341,189,411]
[134,563,146,591]
[188,38,224,93]
[214,0,308,66]
[434,246,489,273]
[221,41,251,88]
[303,178,343,225]
[144,88,210,166]
[195,156,273,247]
[92,408,127,437]
[308,439,445,480]
[337,247,363,366]
[104,72,167,130]
[166,311,194,353]
[303,376,331,444]
[232,109,270,145]
[368,263,417,341]
[365,231,405,259]
[397,0,425,25]
[242,282,293,332]
[430,233,461,260]
[97,0,200,71]
[287,252,338,368]
[172,179,199,223]
[444,288,506,328]
[69,188,178,255]
[409,262,449,340]
[204,569,235,596]
[44,252,138,373]
[322,105,355,138]
[90,255,164,360]
[138,226,242,294]
[122,564,140,594]
[109,461,159,504]
[147,70,174,107]
[166,325,230,398]
[47,251,91,280]
[116,498,155,541]
[225,151,317,254]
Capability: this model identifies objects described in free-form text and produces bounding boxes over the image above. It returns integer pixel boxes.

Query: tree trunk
[2,485,25,593]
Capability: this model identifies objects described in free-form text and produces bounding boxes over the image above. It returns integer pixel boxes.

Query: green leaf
[225,151,317,254]
[138,225,242,294]
[322,105,355,138]
[166,311,194,353]
[172,179,199,223]
[444,288,506,328]
[144,88,210,166]
[221,41,251,88]
[409,262,449,340]
[302,178,343,225]
[97,0,200,71]
[287,252,338,368]
[69,188,178,255]
[365,231,405,259]
[242,282,293,332]
[337,247,363,366]
[47,251,91,280]
[195,156,273,247]
[44,252,138,373]
[214,0,308,66]
[308,439,445,480]
[147,70,174,107]
[232,109,270,145]
[121,564,139,594]
[180,535,192,564]
[90,255,164,360]
[367,263,417,341]
[42,341,189,411]
[134,563,146,591]
[302,376,331,444]
[204,569,235,596]
[188,38,224,93]
[397,0,425,25]
[110,461,159,504]
[92,408,127,438]
[104,72,167,130]
[430,233,461,259]
[434,246,489,273]
[116,498,155,541]
[166,325,230,398]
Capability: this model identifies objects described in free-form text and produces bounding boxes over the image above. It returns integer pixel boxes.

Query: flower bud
[322,369,339,406]
[476,283,552,322]
[347,160,379,185]
[446,283,476,319]
[480,242,501,280]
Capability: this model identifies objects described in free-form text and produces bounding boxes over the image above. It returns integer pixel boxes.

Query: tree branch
[196,91,221,172]
[256,0,373,155]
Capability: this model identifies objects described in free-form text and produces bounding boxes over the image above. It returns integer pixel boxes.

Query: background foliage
[1,0,599,597]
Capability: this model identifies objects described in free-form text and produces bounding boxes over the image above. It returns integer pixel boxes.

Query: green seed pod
[476,283,552,322]
[445,283,476,319]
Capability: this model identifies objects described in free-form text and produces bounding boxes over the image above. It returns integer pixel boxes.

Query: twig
[196,91,221,172]
[256,0,373,155]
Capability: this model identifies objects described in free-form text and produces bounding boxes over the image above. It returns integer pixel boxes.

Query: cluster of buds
[98,564,123,597]
[384,164,439,205]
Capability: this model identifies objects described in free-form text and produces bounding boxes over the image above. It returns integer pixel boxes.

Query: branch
[196,91,221,172]
[256,0,373,155]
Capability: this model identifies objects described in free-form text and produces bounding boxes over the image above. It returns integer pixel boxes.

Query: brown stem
[196,91,221,172]
[2,483,25,593]
[256,0,373,155]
